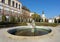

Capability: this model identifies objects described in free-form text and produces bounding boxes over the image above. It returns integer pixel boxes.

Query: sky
[19,0,60,18]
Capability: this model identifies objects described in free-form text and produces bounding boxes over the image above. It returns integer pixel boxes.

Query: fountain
[7,20,52,36]
[31,20,36,33]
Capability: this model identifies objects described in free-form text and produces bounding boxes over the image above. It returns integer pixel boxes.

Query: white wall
[30,12,34,16]
[48,19,54,23]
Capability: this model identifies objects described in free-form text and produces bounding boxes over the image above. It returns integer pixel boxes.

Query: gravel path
[0,26,60,42]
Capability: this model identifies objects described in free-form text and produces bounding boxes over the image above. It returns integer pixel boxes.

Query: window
[2,0,5,3]
[8,0,11,5]
[12,1,14,7]
[19,4,20,9]
[16,3,18,8]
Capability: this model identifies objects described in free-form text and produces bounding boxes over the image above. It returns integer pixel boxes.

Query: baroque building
[20,6,31,22]
[0,0,22,22]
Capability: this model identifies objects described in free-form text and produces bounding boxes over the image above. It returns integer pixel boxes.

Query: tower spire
[42,11,44,14]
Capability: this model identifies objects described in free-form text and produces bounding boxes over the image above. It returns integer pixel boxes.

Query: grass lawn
[35,22,59,27]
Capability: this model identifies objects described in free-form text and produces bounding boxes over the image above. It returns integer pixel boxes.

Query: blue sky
[19,0,60,18]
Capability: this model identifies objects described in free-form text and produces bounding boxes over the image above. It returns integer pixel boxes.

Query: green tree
[2,15,6,22]
[17,17,20,22]
[54,18,57,23]
[31,13,41,22]
[9,16,16,23]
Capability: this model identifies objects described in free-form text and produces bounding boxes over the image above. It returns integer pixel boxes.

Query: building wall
[55,16,60,23]
[22,9,30,16]
[30,12,34,16]
[21,9,31,22]
[0,0,22,14]
[48,19,54,23]
[0,0,22,22]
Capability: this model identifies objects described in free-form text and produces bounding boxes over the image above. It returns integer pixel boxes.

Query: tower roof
[42,11,44,14]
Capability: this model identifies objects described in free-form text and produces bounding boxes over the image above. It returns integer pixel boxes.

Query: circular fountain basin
[8,28,52,36]
[5,26,54,40]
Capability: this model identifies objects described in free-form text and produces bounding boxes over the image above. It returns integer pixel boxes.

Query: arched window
[16,3,18,8]
[19,4,20,9]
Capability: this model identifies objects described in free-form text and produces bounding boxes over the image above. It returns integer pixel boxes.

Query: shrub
[15,22,27,26]
[9,16,16,23]
[35,22,58,27]
[2,15,6,22]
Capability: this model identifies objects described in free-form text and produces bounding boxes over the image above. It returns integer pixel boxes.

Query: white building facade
[48,18,55,23]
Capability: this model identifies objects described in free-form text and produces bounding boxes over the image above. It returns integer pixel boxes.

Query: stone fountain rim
[5,26,55,40]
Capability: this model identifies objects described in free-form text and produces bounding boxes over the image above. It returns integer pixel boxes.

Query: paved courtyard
[0,26,60,42]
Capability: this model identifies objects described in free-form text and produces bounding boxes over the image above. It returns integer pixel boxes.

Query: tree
[31,13,41,22]
[9,16,16,23]
[22,6,30,12]
[2,15,6,22]
[54,18,57,23]
[17,17,20,22]
[21,14,30,22]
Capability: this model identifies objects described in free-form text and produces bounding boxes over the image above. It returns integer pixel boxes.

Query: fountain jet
[31,20,36,35]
